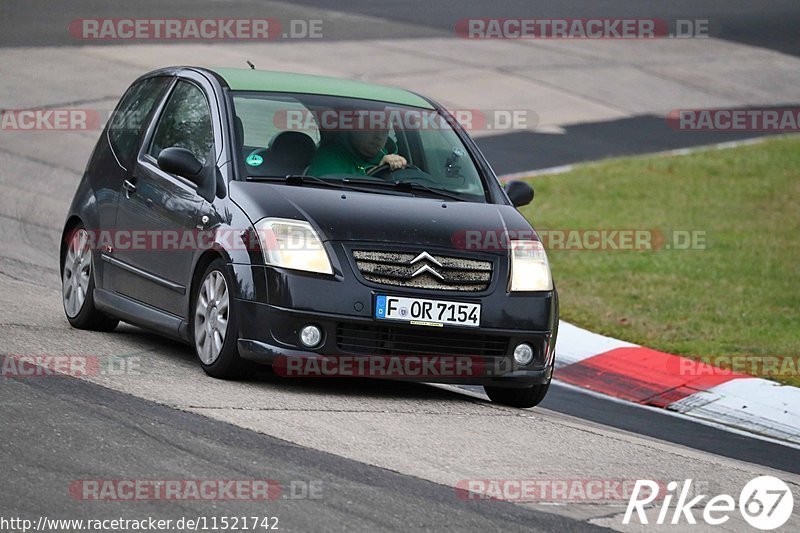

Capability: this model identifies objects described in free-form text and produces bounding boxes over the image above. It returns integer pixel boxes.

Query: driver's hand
[379,154,407,170]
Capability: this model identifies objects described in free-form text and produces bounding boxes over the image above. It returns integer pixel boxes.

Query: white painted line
[669,378,800,445]
[552,380,800,451]
[555,320,637,367]
[434,379,800,450]
[552,321,800,445]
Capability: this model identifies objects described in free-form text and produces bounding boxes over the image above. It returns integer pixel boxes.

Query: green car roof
[210,68,433,109]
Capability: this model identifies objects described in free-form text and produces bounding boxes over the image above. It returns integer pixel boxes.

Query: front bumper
[230,242,558,387]
[235,300,556,387]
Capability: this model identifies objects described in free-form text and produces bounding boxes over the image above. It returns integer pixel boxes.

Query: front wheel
[192,258,246,379]
[485,383,550,408]
[62,226,119,331]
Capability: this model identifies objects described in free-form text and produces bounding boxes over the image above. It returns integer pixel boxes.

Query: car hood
[230,181,537,254]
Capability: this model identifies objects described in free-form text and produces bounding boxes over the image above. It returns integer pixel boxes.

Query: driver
[306,126,407,177]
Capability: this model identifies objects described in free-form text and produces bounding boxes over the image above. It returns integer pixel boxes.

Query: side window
[108,77,171,165]
[233,95,321,148]
[149,81,214,165]
[231,94,320,177]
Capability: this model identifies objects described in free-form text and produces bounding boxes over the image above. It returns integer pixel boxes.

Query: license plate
[374,295,481,327]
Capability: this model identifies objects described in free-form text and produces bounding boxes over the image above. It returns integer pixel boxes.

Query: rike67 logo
[624,476,794,530]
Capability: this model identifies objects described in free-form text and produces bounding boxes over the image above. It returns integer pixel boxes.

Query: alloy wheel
[62,229,92,318]
[194,270,230,365]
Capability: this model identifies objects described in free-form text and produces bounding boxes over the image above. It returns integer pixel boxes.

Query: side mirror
[505,180,534,208]
[157,147,204,185]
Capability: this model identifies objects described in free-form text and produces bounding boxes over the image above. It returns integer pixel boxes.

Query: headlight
[509,240,552,291]
[254,218,333,275]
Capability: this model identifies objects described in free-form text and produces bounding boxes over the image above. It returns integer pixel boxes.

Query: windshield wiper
[246,174,376,194]
[246,174,338,187]
[247,174,463,200]
[394,181,466,202]
[342,178,465,202]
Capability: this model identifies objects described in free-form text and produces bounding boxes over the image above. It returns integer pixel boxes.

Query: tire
[192,258,246,379]
[62,225,119,331]
[485,383,550,408]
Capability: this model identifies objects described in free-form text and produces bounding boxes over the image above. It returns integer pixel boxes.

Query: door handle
[122,179,137,198]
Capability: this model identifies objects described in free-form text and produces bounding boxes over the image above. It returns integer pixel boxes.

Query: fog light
[513,343,534,366]
[299,325,323,348]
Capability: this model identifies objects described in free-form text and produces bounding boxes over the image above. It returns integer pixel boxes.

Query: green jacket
[306,137,388,177]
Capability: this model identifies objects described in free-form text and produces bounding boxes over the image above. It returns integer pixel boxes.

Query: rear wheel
[61,226,119,331]
[192,258,246,379]
[485,383,550,408]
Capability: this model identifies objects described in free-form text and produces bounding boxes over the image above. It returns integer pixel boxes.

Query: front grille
[336,323,508,358]
[352,250,492,291]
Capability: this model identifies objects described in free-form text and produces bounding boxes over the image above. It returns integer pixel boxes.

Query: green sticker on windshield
[246,154,264,166]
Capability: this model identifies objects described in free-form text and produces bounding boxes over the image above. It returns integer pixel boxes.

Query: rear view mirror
[157,147,221,202]
[157,147,204,184]
[505,180,534,208]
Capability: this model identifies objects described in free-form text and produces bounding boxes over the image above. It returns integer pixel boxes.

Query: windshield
[230,91,488,202]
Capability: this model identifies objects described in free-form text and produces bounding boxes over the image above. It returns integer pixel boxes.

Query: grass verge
[517,136,800,387]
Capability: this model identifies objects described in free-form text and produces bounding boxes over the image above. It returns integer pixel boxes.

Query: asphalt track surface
[290,0,800,173]
[285,0,800,58]
[1,1,799,531]
[3,0,800,57]
[2,374,602,532]
[472,114,781,175]
[3,0,798,174]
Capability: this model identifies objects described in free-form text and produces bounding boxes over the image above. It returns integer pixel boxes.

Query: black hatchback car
[61,66,558,407]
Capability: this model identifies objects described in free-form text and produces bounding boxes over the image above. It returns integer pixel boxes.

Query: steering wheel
[367,163,440,186]
[366,163,400,177]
